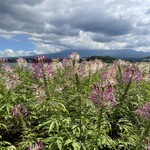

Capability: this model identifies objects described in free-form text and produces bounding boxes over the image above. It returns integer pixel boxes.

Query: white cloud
[35,43,62,54]
[61,31,108,49]
[4,49,16,56]
[16,50,28,56]
[0,49,32,58]
[0,0,150,57]
[0,49,16,57]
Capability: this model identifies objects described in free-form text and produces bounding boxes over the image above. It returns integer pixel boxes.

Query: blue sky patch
[0,35,35,51]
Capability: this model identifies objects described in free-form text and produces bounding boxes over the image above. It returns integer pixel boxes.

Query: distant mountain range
[44,49,150,59]
[4,49,150,61]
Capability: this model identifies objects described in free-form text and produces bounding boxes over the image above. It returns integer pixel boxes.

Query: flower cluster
[70,52,80,62]
[114,59,127,68]
[91,81,116,108]
[51,60,63,73]
[28,142,43,150]
[135,62,150,81]
[102,66,117,85]
[122,65,142,83]
[30,84,47,100]
[5,74,22,90]
[148,142,150,150]
[86,59,103,74]
[0,63,22,90]
[1,63,13,74]
[12,104,28,117]
[0,58,7,64]
[31,56,52,79]
[17,58,27,68]
[62,58,71,67]
[74,59,103,77]
[35,56,49,64]
[32,62,54,80]
[135,102,150,119]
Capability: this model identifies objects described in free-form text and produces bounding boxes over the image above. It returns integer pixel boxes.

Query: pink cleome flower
[122,65,142,83]
[28,142,43,150]
[135,102,150,119]
[12,104,28,117]
[32,56,54,79]
[91,81,116,108]
[70,52,80,62]
[148,142,150,150]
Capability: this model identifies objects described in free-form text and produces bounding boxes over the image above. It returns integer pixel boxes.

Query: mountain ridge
[2,49,150,60]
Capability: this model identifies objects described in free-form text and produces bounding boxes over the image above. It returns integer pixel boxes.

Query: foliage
[0,54,150,150]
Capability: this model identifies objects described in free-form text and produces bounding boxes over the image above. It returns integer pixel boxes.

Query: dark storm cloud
[50,25,79,36]
[73,6,132,36]
[0,0,42,8]
[0,0,150,55]
[72,17,132,35]
[0,0,135,37]
[0,0,44,33]
[51,15,132,36]
[50,3,133,36]
[91,34,118,43]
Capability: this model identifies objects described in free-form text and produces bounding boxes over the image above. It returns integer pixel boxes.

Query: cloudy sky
[0,0,150,57]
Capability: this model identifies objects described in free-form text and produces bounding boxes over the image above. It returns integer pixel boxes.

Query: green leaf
[36,120,51,129]
[72,142,81,150]
[56,138,63,150]
[58,103,69,114]
[7,146,16,150]
[64,139,72,146]
[0,94,3,99]
[0,123,7,130]
[55,120,60,131]
[48,121,55,133]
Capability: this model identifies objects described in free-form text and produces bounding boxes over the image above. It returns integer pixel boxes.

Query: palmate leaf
[0,123,8,130]
[35,120,52,130]
[64,139,72,146]
[56,137,63,150]
[0,57,149,149]
[0,93,3,99]
[6,146,16,150]
[48,121,55,133]
[57,102,69,114]
[0,140,16,150]
[35,118,61,133]
[72,142,81,150]
[117,118,135,133]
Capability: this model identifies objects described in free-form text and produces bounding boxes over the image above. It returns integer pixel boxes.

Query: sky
[0,0,150,57]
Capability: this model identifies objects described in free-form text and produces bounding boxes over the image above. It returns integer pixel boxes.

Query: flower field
[0,53,150,150]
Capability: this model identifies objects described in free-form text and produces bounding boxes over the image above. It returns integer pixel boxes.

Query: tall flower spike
[122,65,142,83]
[36,56,46,64]
[12,104,28,117]
[70,52,80,62]
[32,61,54,80]
[0,58,7,64]
[135,102,150,119]
[148,142,150,150]
[28,142,43,150]
[17,58,27,68]
[62,58,70,67]
[91,81,116,108]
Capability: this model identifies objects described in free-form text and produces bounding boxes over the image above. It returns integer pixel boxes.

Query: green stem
[41,62,50,99]
[120,78,132,102]
[97,109,102,147]
[20,115,27,131]
[75,73,82,144]
[117,65,122,80]
[79,95,82,144]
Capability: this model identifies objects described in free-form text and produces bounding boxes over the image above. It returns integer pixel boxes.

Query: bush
[0,53,150,150]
